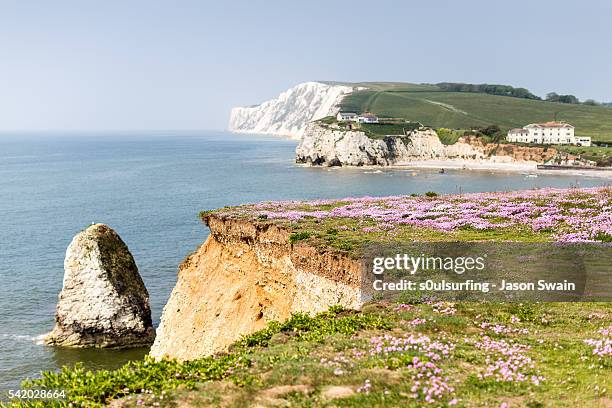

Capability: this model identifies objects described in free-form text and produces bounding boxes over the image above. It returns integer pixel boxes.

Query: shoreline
[396,160,612,178]
[227,130,611,179]
[391,159,538,172]
[299,159,612,179]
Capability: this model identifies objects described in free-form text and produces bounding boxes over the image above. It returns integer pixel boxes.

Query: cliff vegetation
[8,302,611,407]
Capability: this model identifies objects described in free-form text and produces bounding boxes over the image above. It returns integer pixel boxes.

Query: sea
[0,130,609,392]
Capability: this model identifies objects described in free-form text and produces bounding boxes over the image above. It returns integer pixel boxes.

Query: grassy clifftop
[338,82,612,142]
[10,302,611,407]
[204,187,612,254]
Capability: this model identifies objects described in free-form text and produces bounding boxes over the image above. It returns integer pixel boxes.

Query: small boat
[438,168,445,174]
[525,174,538,178]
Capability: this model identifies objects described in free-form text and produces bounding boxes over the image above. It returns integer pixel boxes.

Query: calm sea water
[0,131,608,392]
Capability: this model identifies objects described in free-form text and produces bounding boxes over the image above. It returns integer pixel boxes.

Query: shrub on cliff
[288,231,311,244]
[15,354,249,407]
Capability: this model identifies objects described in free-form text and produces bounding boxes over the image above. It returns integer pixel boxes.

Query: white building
[507,122,591,146]
[357,112,379,123]
[336,112,358,122]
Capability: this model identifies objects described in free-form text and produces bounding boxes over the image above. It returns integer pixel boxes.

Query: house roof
[339,112,357,116]
[508,128,528,133]
[525,122,574,128]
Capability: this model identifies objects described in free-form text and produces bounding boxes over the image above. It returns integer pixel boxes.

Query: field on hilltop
[339,82,612,142]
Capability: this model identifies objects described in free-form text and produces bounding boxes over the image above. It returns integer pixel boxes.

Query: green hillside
[339,82,612,141]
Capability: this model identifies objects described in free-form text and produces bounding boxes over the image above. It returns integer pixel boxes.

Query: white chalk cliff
[228,82,354,139]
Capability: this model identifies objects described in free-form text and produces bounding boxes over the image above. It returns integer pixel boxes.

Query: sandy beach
[383,159,612,179]
[392,159,538,172]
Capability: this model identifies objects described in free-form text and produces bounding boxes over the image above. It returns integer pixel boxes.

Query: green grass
[339,82,612,142]
[314,117,423,139]
[289,231,312,244]
[436,127,464,145]
[359,122,422,139]
[9,302,610,407]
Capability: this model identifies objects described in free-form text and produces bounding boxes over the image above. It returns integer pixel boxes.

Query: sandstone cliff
[45,224,155,348]
[295,123,556,167]
[228,82,355,139]
[149,215,364,361]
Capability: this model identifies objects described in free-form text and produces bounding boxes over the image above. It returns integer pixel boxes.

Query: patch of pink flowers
[474,336,544,385]
[357,379,372,394]
[431,301,457,315]
[393,303,414,312]
[369,333,455,361]
[407,318,428,327]
[369,334,456,404]
[480,322,529,335]
[222,187,612,243]
[408,356,455,403]
[584,325,612,358]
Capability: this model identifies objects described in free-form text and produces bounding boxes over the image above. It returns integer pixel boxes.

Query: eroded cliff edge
[296,123,556,167]
[149,214,364,361]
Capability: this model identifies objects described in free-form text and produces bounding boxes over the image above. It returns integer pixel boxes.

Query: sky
[0,0,610,131]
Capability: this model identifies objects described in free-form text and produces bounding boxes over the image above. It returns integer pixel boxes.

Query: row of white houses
[336,112,379,123]
[507,122,591,146]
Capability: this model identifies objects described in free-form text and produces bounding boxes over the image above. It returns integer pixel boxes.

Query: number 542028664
[8,389,66,400]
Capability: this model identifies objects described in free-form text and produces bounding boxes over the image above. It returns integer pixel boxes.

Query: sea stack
[44,224,155,348]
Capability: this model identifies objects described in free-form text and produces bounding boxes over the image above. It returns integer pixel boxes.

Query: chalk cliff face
[150,215,364,361]
[228,82,354,139]
[295,123,556,166]
[45,224,155,348]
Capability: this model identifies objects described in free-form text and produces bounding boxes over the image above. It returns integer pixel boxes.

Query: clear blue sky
[0,0,610,131]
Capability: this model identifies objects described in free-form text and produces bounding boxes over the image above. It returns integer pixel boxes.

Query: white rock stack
[44,224,155,348]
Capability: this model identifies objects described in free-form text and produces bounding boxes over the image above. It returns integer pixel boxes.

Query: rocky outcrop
[149,215,364,361]
[295,123,557,167]
[45,224,155,348]
[296,124,391,166]
[458,136,557,163]
[228,82,355,139]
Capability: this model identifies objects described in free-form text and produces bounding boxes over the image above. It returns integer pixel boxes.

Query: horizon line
[0,128,228,134]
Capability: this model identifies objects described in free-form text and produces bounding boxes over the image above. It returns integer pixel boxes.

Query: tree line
[545,93,612,106]
[436,82,541,100]
[436,82,610,107]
